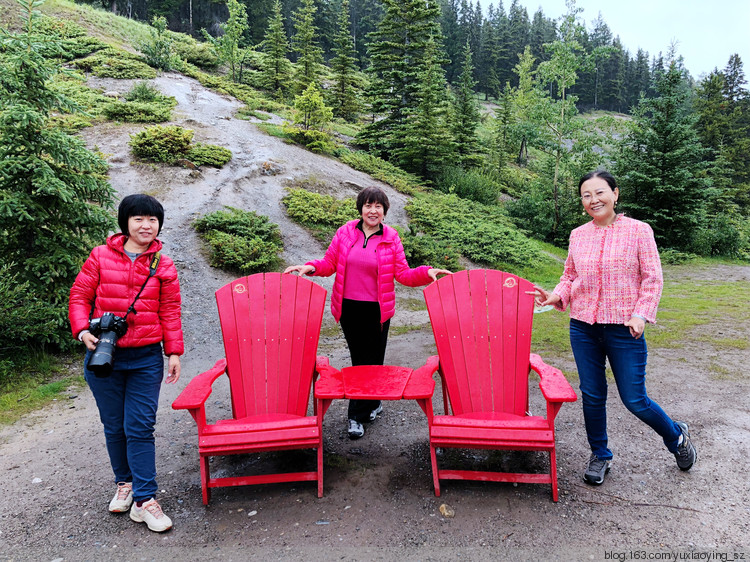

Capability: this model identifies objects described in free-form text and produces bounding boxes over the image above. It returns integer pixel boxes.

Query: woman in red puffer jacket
[69,194,183,533]
[284,187,451,440]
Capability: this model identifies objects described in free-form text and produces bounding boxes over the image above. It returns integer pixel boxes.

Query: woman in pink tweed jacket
[285,187,450,439]
[535,171,696,486]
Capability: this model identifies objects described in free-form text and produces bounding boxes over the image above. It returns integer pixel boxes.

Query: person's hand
[166,354,181,384]
[284,264,315,276]
[428,268,451,282]
[625,316,646,339]
[533,286,561,307]
[81,332,99,352]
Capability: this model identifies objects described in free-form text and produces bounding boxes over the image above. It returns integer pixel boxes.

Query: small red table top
[315,364,434,401]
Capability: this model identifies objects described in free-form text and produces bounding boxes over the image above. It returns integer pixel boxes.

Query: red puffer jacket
[69,234,184,356]
[306,220,432,324]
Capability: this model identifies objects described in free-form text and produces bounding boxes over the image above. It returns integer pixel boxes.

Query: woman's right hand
[283,264,315,276]
[81,332,99,352]
[534,286,561,307]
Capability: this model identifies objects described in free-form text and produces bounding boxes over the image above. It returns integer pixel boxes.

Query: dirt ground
[0,73,749,561]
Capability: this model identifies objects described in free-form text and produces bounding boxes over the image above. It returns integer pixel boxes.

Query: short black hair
[579,170,618,194]
[118,194,165,235]
[356,187,390,216]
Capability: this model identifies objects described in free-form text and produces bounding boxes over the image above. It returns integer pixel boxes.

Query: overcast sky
[484,0,750,80]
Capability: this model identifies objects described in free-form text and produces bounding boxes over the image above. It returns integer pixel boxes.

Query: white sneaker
[108,482,133,513]
[347,419,364,439]
[129,498,173,532]
[368,403,383,422]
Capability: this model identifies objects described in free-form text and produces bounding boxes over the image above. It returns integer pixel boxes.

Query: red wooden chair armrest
[172,359,228,411]
[403,355,439,399]
[529,354,577,403]
[314,356,345,398]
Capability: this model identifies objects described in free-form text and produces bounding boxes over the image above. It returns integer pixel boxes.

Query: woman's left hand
[428,268,452,282]
[625,316,646,339]
[166,354,181,384]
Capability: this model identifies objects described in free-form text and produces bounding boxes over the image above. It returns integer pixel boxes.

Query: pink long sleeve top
[552,214,663,325]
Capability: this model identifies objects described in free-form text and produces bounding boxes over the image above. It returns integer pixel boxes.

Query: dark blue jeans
[569,319,682,460]
[84,343,163,502]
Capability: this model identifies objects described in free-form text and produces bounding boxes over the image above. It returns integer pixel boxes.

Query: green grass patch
[236,107,273,121]
[0,352,84,426]
[390,324,431,336]
[401,298,427,312]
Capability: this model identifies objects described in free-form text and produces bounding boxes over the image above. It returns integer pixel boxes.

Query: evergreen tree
[394,36,455,180]
[291,0,323,93]
[293,82,333,130]
[0,0,115,342]
[350,0,385,67]
[615,56,709,251]
[452,40,481,166]
[507,0,529,70]
[358,0,446,158]
[439,0,462,83]
[720,54,750,206]
[261,0,293,98]
[477,3,500,99]
[329,0,360,121]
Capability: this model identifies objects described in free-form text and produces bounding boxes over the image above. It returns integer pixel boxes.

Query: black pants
[340,298,390,423]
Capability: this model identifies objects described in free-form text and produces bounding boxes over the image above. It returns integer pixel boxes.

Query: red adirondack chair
[421,269,577,501]
[172,273,329,504]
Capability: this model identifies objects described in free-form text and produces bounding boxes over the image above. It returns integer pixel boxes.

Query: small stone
[32,478,42,484]
[439,503,455,518]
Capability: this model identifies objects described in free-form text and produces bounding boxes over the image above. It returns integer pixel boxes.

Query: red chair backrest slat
[424,269,535,417]
[215,273,326,419]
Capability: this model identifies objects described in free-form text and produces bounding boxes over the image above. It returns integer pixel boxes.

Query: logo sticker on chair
[503,277,517,288]
[234,284,247,294]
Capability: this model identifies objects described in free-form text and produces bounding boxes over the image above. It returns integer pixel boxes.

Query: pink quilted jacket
[306,220,432,323]
[68,234,184,356]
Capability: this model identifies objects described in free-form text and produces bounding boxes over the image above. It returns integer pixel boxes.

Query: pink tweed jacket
[552,214,663,325]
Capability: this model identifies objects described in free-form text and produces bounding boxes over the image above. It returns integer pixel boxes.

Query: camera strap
[123,252,161,321]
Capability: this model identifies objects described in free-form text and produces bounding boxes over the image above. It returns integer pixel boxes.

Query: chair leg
[317,444,324,498]
[200,454,211,505]
[430,443,441,497]
[550,448,559,502]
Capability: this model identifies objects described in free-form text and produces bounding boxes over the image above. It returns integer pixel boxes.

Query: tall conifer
[329,0,360,121]
[452,41,481,166]
[261,0,293,98]
[291,0,323,94]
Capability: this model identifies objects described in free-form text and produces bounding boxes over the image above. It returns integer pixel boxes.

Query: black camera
[87,313,129,377]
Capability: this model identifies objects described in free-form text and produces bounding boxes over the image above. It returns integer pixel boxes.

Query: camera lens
[87,332,118,377]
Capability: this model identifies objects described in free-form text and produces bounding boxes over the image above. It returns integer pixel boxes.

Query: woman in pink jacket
[285,187,450,439]
[69,194,183,532]
[535,171,696,486]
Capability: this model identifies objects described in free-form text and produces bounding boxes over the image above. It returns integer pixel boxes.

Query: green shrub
[399,228,462,271]
[73,49,157,79]
[103,101,172,123]
[659,249,696,265]
[125,81,162,103]
[193,208,283,274]
[172,40,219,69]
[435,167,502,205]
[281,124,338,155]
[129,125,194,162]
[0,264,57,381]
[338,150,425,195]
[282,188,358,228]
[407,192,541,268]
[186,143,233,167]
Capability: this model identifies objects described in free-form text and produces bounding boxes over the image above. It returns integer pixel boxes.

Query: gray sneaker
[347,419,364,439]
[674,421,696,471]
[368,403,383,422]
[583,453,611,485]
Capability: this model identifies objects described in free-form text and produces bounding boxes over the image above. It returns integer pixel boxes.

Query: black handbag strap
[124,252,161,320]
